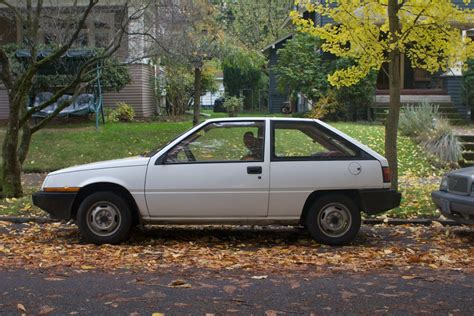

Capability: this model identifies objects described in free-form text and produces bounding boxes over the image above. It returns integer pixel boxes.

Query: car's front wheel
[305,194,361,246]
[76,191,132,244]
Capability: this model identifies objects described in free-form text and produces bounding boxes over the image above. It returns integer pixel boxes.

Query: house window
[94,20,113,48]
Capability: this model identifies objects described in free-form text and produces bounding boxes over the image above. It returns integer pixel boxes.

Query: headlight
[440,176,448,191]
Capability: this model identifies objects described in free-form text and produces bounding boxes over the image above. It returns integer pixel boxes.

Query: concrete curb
[363,218,462,226]
[0,216,59,224]
[0,216,463,226]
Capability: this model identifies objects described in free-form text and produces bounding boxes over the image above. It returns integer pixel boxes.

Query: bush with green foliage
[332,59,377,120]
[399,102,439,139]
[276,34,329,102]
[165,64,218,116]
[223,96,243,117]
[222,47,266,110]
[108,102,135,122]
[3,44,130,93]
[276,35,376,120]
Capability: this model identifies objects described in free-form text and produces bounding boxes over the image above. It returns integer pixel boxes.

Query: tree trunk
[386,0,401,190]
[1,97,23,198]
[193,65,202,126]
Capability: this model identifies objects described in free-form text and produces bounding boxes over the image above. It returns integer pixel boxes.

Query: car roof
[204,117,317,123]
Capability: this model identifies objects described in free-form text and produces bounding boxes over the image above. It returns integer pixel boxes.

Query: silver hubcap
[317,203,352,238]
[86,201,121,237]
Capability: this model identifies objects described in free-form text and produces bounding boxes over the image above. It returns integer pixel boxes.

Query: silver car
[432,167,474,224]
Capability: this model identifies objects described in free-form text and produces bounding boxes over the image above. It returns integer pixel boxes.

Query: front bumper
[32,191,77,220]
[431,190,474,224]
[359,189,402,215]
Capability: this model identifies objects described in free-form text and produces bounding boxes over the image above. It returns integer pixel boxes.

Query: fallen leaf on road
[80,265,95,270]
[17,303,26,312]
[44,277,65,281]
[223,285,237,294]
[38,305,55,315]
[168,279,191,288]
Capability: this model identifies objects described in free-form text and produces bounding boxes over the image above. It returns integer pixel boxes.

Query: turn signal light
[382,167,392,183]
[43,187,80,192]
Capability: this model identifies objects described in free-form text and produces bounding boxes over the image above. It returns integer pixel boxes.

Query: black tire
[76,191,133,245]
[305,194,361,246]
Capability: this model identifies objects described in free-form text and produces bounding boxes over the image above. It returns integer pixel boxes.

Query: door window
[164,121,265,163]
[272,121,358,160]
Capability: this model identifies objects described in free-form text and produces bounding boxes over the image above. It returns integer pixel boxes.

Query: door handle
[247,166,262,174]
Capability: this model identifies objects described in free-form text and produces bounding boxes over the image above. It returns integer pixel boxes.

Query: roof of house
[262,34,293,53]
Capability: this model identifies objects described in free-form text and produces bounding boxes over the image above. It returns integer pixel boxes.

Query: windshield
[144,126,193,157]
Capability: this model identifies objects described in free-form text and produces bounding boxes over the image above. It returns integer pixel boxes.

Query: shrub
[332,59,377,120]
[399,102,440,138]
[421,118,463,165]
[108,102,135,122]
[306,90,344,120]
[164,64,218,116]
[223,96,243,117]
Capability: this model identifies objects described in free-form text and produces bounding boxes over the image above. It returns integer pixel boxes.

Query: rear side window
[272,121,360,160]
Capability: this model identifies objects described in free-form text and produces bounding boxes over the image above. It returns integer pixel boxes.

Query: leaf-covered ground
[0,222,472,274]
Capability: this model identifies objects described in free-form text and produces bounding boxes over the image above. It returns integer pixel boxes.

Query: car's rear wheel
[77,191,132,244]
[305,194,361,246]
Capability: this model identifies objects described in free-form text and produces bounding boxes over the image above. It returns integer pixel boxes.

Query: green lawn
[0,117,445,218]
[0,120,445,177]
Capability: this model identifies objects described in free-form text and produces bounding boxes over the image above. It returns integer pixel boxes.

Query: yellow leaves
[293,0,474,87]
[5,198,17,204]
[80,265,95,270]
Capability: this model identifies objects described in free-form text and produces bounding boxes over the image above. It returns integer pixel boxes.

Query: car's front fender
[41,166,149,216]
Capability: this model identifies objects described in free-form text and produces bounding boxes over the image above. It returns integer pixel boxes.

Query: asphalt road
[1,267,473,315]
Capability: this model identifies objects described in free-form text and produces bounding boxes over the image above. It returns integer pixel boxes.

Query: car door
[268,120,383,218]
[145,120,269,218]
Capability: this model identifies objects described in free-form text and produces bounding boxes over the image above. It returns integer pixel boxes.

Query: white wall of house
[200,76,225,108]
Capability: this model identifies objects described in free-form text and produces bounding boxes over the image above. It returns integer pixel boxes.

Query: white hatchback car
[33,118,401,245]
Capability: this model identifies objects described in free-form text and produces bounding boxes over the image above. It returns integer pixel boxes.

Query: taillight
[382,166,392,183]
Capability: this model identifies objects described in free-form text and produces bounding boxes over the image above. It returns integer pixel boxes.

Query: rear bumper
[432,190,474,224]
[32,191,77,220]
[359,189,401,215]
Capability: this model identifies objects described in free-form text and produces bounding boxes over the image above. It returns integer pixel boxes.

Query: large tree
[0,0,148,197]
[292,0,474,189]
[152,0,221,126]
[217,0,293,50]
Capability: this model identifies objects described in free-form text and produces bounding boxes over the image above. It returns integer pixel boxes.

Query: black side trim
[359,189,401,215]
[32,191,77,220]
